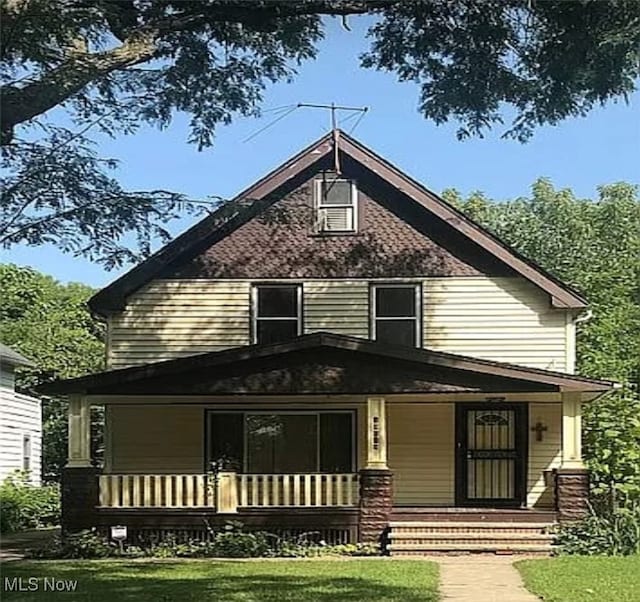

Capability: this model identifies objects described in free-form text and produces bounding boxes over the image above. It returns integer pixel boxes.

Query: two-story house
[43,131,614,554]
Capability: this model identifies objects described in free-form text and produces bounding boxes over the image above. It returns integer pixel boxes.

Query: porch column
[365,397,388,469]
[67,395,92,467]
[556,391,589,521]
[359,397,393,547]
[62,395,99,532]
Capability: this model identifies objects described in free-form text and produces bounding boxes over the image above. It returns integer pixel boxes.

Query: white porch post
[365,397,388,469]
[67,395,92,467]
[561,391,584,468]
[216,472,238,513]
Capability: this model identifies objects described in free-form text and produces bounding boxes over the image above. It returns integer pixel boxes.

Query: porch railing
[98,474,210,508]
[98,473,359,510]
[238,474,358,508]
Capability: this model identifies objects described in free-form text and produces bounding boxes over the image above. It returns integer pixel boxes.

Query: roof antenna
[297,103,368,175]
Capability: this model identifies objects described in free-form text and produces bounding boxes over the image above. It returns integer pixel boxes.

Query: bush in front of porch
[0,473,60,533]
[30,524,380,560]
[2,559,439,602]
[552,501,640,556]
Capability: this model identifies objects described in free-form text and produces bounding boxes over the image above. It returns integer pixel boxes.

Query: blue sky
[4,17,639,287]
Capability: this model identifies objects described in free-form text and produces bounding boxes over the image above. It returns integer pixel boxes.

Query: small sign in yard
[110,525,127,541]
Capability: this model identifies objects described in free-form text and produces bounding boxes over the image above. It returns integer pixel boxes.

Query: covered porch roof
[40,332,614,397]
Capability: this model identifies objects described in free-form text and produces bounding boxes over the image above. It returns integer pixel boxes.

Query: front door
[455,404,527,507]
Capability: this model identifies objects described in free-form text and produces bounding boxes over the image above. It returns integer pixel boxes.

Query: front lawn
[517,556,640,602]
[1,559,438,602]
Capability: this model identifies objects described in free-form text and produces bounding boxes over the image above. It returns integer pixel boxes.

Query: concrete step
[390,532,554,541]
[389,521,554,530]
[390,543,554,555]
[387,519,557,555]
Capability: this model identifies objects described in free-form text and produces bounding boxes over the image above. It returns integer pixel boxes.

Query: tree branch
[1,0,398,144]
[1,31,159,145]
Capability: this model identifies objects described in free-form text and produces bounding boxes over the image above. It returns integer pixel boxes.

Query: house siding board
[424,277,568,371]
[304,281,369,338]
[388,404,455,506]
[109,276,570,373]
[108,281,251,368]
[527,403,562,508]
[0,367,42,485]
[109,405,204,473]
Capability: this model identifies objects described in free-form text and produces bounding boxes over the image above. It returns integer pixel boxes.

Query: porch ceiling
[39,332,614,397]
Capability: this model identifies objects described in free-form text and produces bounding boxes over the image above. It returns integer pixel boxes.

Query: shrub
[555,503,640,556]
[32,529,113,559]
[0,473,60,533]
[29,523,381,559]
[210,529,272,558]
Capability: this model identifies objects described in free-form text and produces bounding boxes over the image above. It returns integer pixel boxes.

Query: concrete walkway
[434,556,540,602]
[0,527,59,562]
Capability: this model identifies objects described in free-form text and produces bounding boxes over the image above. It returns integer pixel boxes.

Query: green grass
[1,559,438,602]
[517,556,640,602]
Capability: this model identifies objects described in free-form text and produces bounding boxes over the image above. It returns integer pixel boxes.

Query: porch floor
[390,507,557,523]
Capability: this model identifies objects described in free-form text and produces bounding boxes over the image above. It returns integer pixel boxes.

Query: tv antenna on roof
[297,102,368,173]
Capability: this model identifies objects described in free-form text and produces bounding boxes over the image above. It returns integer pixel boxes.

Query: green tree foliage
[1,1,639,266]
[0,264,105,479]
[445,180,640,504]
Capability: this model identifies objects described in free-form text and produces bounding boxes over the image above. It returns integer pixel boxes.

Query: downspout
[574,309,593,326]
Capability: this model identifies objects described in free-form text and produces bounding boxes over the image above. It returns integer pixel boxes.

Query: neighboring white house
[0,343,42,485]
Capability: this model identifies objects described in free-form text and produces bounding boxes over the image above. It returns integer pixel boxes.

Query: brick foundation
[554,468,589,522]
[62,466,100,533]
[358,469,393,546]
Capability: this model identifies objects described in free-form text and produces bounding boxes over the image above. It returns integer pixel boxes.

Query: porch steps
[387,520,556,556]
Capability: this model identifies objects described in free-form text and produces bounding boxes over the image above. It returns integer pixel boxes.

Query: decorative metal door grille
[466,409,517,500]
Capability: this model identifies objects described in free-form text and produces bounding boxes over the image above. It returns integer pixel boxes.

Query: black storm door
[455,404,527,507]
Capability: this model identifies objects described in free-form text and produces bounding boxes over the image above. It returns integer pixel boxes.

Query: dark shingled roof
[88,130,588,316]
[39,332,613,396]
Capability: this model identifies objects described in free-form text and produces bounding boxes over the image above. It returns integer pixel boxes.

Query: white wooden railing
[99,474,210,508]
[98,473,359,510]
[237,474,358,508]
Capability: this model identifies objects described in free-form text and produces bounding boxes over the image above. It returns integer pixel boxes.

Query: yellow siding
[108,280,250,368]
[109,406,204,473]
[424,277,568,371]
[388,404,455,505]
[107,276,572,373]
[527,403,562,508]
[304,281,369,337]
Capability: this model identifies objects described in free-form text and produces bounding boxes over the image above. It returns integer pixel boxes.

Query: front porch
[44,333,612,549]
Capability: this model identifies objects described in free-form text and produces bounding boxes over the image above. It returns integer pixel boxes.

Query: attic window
[315,177,357,233]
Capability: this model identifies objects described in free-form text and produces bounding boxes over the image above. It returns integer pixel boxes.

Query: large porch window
[207,411,353,473]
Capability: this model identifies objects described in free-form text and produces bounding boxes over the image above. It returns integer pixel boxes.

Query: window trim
[205,409,356,474]
[370,283,422,348]
[251,284,303,344]
[314,177,358,233]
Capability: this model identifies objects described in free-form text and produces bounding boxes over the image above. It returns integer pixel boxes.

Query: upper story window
[252,285,302,345]
[371,284,421,347]
[315,177,358,233]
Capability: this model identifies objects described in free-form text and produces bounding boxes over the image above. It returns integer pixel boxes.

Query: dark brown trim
[337,135,587,309]
[455,403,528,508]
[88,130,587,315]
[39,332,614,395]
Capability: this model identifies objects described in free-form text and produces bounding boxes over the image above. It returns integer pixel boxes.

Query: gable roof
[40,332,612,396]
[89,131,587,315]
[0,343,35,368]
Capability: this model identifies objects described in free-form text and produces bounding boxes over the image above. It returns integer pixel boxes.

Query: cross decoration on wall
[531,421,548,442]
